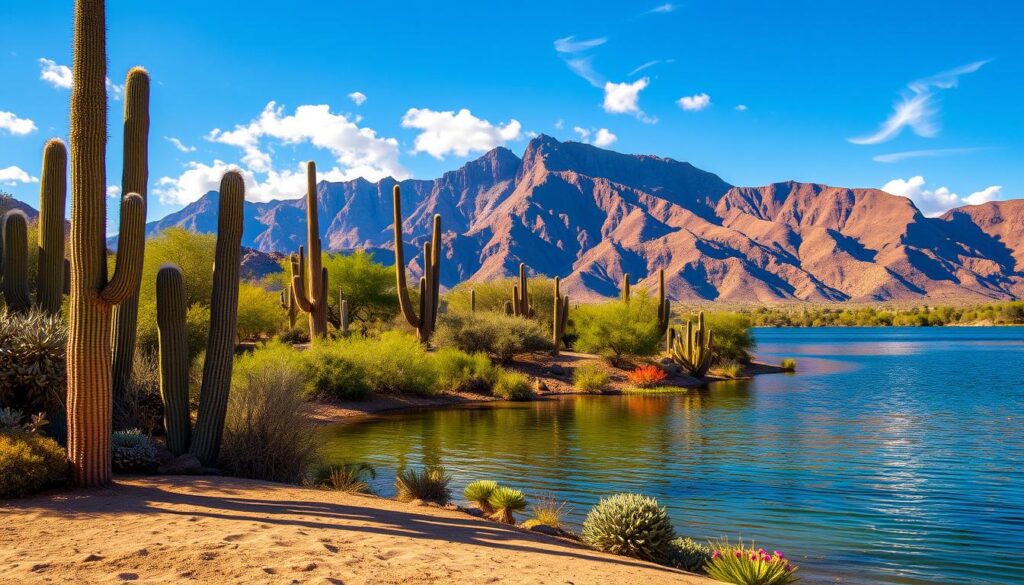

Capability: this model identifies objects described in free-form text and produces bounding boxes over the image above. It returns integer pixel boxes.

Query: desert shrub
[780,358,797,372]
[713,360,743,379]
[487,486,527,524]
[705,540,798,585]
[220,366,318,483]
[527,494,570,530]
[114,351,164,433]
[446,277,558,325]
[573,364,611,393]
[111,429,158,473]
[236,282,286,341]
[311,462,376,493]
[625,365,667,388]
[704,312,756,364]
[434,310,549,363]
[344,332,439,395]
[572,296,663,364]
[464,479,498,513]
[0,308,66,420]
[581,493,676,563]
[232,340,306,385]
[277,326,310,344]
[492,370,534,400]
[433,348,497,394]
[303,342,371,400]
[395,466,452,504]
[668,537,713,573]
[0,430,66,498]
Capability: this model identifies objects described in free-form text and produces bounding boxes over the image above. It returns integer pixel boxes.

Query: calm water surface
[320,328,1024,584]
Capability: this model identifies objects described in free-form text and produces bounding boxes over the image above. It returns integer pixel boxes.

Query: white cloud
[0,166,38,185]
[850,60,989,145]
[554,36,607,87]
[646,3,677,14]
[0,111,37,136]
[348,91,367,106]
[628,60,661,76]
[573,126,617,148]
[677,93,711,111]
[882,175,1006,216]
[554,36,607,54]
[603,78,655,122]
[164,136,197,153]
[735,104,748,112]
[107,185,121,198]
[565,56,604,87]
[872,147,987,163]
[38,57,125,100]
[401,108,522,159]
[554,119,565,130]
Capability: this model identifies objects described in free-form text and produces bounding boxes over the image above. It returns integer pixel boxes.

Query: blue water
[320,327,1024,584]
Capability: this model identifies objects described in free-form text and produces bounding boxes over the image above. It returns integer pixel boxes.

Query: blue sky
[1,0,1021,220]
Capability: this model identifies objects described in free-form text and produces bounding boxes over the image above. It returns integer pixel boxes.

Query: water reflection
[320,327,1024,585]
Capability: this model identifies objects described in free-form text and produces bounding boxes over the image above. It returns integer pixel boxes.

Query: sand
[0,476,716,585]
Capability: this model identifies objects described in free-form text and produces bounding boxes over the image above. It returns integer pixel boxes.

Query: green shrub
[345,332,439,395]
[433,348,497,394]
[572,296,663,364]
[487,486,527,524]
[780,358,797,372]
[232,340,306,387]
[704,312,755,364]
[713,360,743,379]
[446,277,558,325]
[464,479,499,513]
[0,308,66,419]
[581,493,676,563]
[435,310,549,363]
[277,326,310,344]
[492,370,534,400]
[395,466,451,504]
[705,539,798,585]
[0,430,66,498]
[311,462,376,493]
[236,282,286,341]
[668,537,713,573]
[111,429,158,473]
[220,366,318,484]
[303,342,371,400]
[573,364,611,393]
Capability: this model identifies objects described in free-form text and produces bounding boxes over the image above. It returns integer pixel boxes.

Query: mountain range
[42,135,1024,301]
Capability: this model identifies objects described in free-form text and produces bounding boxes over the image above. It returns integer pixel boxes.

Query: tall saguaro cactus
[511,263,534,317]
[291,161,329,338]
[189,172,244,466]
[552,276,569,356]
[655,269,671,350]
[670,311,714,378]
[66,0,147,486]
[279,283,297,329]
[393,185,441,344]
[111,66,151,414]
[36,139,69,314]
[156,264,190,456]
[1,210,31,312]
[621,274,631,302]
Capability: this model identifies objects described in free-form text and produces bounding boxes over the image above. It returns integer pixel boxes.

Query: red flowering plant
[625,365,668,389]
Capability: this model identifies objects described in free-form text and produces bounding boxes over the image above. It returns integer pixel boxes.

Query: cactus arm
[155,263,190,456]
[1,210,32,312]
[393,185,421,330]
[430,214,441,330]
[189,171,244,466]
[421,241,435,335]
[99,193,146,305]
[36,139,69,313]
[291,246,315,313]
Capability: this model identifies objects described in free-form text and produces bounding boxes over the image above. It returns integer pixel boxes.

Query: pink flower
[735,551,742,558]
[712,551,722,559]
[774,551,784,559]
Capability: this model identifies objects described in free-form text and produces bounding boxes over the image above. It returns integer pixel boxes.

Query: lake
[319,327,1024,584]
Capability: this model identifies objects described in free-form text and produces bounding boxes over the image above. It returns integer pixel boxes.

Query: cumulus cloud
[573,126,617,148]
[348,91,367,106]
[0,166,38,185]
[735,104,748,112]
[401,108,522,159]
[106,185,121,198]
[165,136,197,153]
[604,78,655,122]
[850,60,989,145]
[882,175,1006,216]
[38,57,124,100]
[0,111,37,136]
[677,93,711,111]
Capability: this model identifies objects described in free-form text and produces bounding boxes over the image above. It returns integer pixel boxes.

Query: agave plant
[487,486,527,524]
[581,493,676,563]
[464,479,499,514]
[395,466,452,504]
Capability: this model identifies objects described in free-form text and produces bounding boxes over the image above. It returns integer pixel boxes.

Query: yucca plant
[487,486,527,524]
[395,466,452,504]
[464,479,498,513]
[705,539,799,585]
[313,462,376,493]
[581,493,676,563]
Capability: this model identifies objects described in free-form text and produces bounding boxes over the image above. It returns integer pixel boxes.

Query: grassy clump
[434,310,549,363]
[581,493,676,563]
[395,467,452,504]
[311,462,376,493]
[526,494,570,530]
[573,364,611,393]
[622,385,690,395]
[705,539,798,585]
[780,358,797,372]
[433,348,498,394]
[0,430,66,498]
[487,486,528,524]
[492,370,534,400]
[713,360,744,379]
[464,479,499,513]
[668,537,713,573]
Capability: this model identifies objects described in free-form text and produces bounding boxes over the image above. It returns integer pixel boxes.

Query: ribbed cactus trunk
[1,211,31,312]
[36,139,68,314]
[66,0,147,486]
[189,172,244,466]
[511,263,533,317]
[621,273,631,302]
[156,264,190,456]
[340,299,350,335]
[280,283,297,329]
[393,185,441,344]
[552,276,569,356]
[655,269,671,350]
[111,67,150,414]
[291,161,328,338]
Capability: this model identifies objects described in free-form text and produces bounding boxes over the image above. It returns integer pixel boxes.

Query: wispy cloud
[677,93,711,111]
[554,36,608,87]
[872,147,987,163]
[554,36,607,54]
[164,136,197,153]
[849,60,989,145]
[644,3,677,14]
[0,111,37,136]
[629,60,661,76]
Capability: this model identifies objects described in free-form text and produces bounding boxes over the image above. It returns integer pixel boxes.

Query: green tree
[572,294,662,365]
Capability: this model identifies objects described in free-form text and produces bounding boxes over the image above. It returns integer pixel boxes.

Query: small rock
[157,454,203,475]
[82,554,104,562]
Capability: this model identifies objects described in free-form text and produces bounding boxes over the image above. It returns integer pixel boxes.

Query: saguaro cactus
[655,269,671,350]
[66,0,147,486]
[156,264,190,456]
[670,311,714,378]
[470,289,476,313]
[189,172,244,466]
[511,263,534,317]
[291,161,328,338]
[111,66,151,414]
[279,283,297,329]
[621,274,631,302]
[1,210,31,312]
[552,276,569,356]
[393,185,441,344]
[36,139,69,314]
